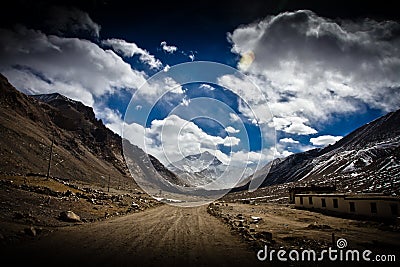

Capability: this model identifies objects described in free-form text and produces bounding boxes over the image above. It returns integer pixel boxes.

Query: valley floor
[1,175,399,267]
[209,202,400,265]
[2,205,261,267]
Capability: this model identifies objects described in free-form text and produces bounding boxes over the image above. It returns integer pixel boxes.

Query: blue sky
[0,1,399,168]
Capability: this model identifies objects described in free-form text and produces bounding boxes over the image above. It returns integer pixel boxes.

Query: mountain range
[168,151,256,189]
[0,74,180,192]
[1,72,399,197]
[236,108,400,195]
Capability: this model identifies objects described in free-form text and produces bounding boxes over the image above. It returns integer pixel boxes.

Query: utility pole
[108,175,111,193]
[46,131,55,180]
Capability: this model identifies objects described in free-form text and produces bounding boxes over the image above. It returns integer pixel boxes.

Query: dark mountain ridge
[234,109,400,195]
[0,74,179,190]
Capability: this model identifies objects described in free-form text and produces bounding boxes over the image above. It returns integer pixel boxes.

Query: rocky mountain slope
[0,74,178,191]
[238,109,400,195]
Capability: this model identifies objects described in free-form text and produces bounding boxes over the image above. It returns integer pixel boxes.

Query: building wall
[295,194,400,220]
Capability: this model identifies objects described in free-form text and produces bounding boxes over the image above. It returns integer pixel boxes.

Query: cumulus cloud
[95,107,124,135]
[229,113,240,122]
[137,76,184,101]
[271,117,317,135]
[102,38,162,69]
[229,149,272,167]
[124,114,240,165]
[95,107,150,151]
[163,65,171,72]
[0,26,147,106]
[199,84,215,90]
[276,137,316,156]
[180,97,190,106]
[218,74,261,103]
[45,6,101,37]
[310,135,342,146]
[122,114,276,171]
[160,41,178,53]
[279,138,299,144]
[228,10,400,132]
[217,74,272,125]
[225,126,240,134]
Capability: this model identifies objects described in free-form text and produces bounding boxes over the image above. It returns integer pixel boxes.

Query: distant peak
[185,151,214,160]
[32,93,77,104]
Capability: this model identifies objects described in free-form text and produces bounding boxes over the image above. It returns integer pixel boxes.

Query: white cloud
[229,149,271,166]
[96,107,150,151]
[102,38,162,69]
[163,64,171,72]
[218,74,260,103]
[273,146,293,158]
[137,77,184,102]
[276,137,316,156]
[160,41,177,53]
[199,84,215,90]
[310,135,342,146]
[218,74,272,125]
[164,77,184,94]
[228,10,400,132]
[271,117,317,135]
[189,54,195,61]
[223,136,240,146]
[3,68,95,106]
[229,112,240,122]
[123,122,149,151]
[0,26,147,107]
[225,126,240,134]
[124,114,240,165]
[279,138,299,144]
[181,97,190,106]
[95,107,124,135]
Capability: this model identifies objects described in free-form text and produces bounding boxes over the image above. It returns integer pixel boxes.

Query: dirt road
[3,205,264,267]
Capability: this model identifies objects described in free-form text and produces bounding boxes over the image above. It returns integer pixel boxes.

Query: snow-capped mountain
[168,151,222,174]
[32,93,77,104]
[168,151,256,189]
[238,109,400,195]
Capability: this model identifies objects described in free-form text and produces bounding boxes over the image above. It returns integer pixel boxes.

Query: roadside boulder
[24,226,37,237]
[59,211,81,222]
[254,231,273,241]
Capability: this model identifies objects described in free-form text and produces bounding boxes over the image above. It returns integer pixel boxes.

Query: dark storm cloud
[0,25,147,106]
[44,6,101,38]
[229,10,400,123]
[231,10,400,81]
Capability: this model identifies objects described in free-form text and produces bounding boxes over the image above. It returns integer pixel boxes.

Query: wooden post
[108,175,111,193]
[46,131,55,180]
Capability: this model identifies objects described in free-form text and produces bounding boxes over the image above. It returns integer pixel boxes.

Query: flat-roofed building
[288,185,336,204]
[295,193,400,220]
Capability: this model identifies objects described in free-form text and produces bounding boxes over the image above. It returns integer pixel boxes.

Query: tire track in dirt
[3,205,265,267]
